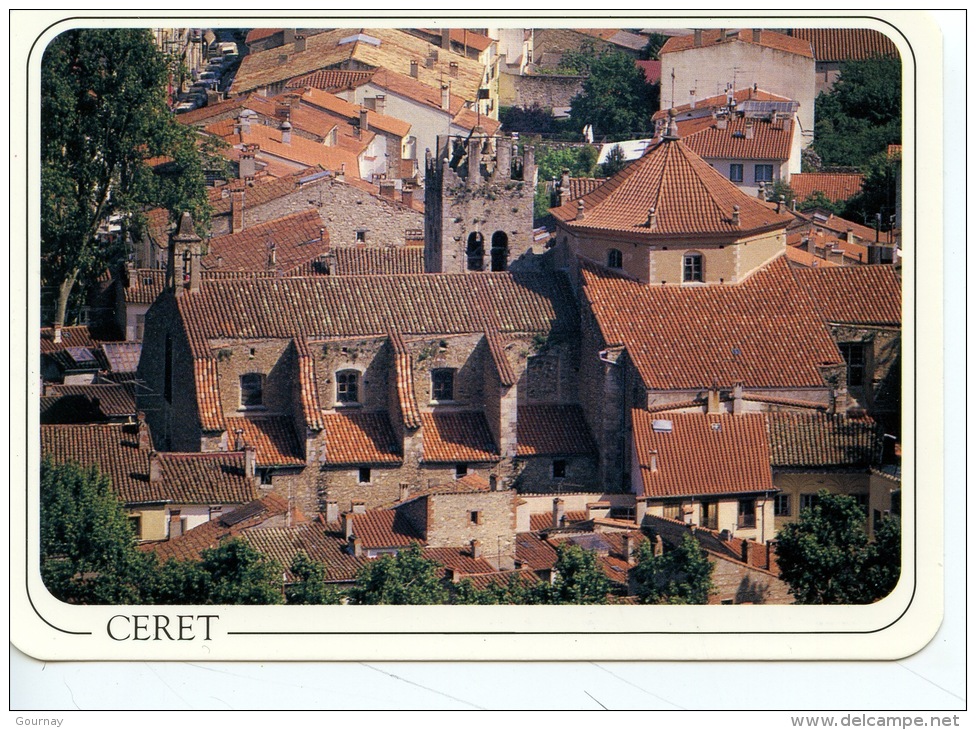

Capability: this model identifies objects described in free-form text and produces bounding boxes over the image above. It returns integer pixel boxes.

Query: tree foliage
[348,544,448,605]
[599,144,629,178]
[550,543,612,604]
[837,152,899,230]
[285,553,344,605]
[453,573,551,605]
[569,51,658,139]
[775,491,900,604]
[812,55,901,168]
[197,539,285,605]
[630,534,715,605]
[40,458,153,604]
[41,28,212,327]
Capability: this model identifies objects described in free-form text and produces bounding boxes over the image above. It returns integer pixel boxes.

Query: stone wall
[425,491,518,568]
[709,554,792,604]
[320,467,404,513]
[507,74,584,110]
[511,455,599,494]
[211,338,294,416]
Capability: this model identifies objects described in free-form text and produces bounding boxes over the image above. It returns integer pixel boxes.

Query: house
[789,172,864,205]
[136,212,583,516]
[660,29,816,147]
[786,28,899,93]
[41,419,258,542]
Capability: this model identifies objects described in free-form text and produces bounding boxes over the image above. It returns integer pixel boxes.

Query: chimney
[757,182,766,200]
[230,188,245,234]
[731,205,740,226]
[752,28,762,43]
[283,28,296,45]
[715,113,727,130]
[653,534,664,557]
[379,179,397,199]
[325,501,339,523]
[846,228,855,245]
[804,236,815,254]
[275,101,291,120]
[148,451,162,483]
[707,383,722,413]
[441,27,452,50]
[53,325,62,344]
[244,445,256,480]
[623,533,637,565]
[745,120,754,139]
[410,59,419,78]
[268,241,277,269]
[336,163,346,182]
[741,539,765,568]
[240,144,257,180]
[489,475,498,491]
[240,111,252,134]
[440,84,450,111]
[689,89,696,109]
[352,502,366,514]
[449,61,459,78]
[693,29,702,47]
[552,498,565,529]
[400,188,414,207]
[575,199,585,221]
[470,539,482,559]
[777,195,785,214]
[294,34,306,53]
[350,534,363,557]
[358,108,369,136]
[343,512,354,539]
[137,412,152,450]
[648,449,658,473]
[732,381,744,414]
[281,120,292,145]
[375,94,386,115]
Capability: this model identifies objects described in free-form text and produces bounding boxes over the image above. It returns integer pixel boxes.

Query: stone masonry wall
[709,554,792,605]
[509,74,584,110]
[425,491,518,568]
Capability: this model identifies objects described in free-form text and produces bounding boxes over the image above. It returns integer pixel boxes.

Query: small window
[774,494,792,517]
[729,163,743,183]
[700,501,718,530]
[663,500,682,521]
[240,373,264,407]
[490,231,508,272]
[738,499,756,528]
[469,510,482,525]
[683,253,703,283]
[455,463,468,478]
[754,164,774,183]
[852,493,869,516]
[358,467,372,484]
[552,459,567,479]
[258,468,273,486]
[432,369,455,402]
[800,493,819,512]
[128,515,142,539]
[355,230,367,243]
[466,232,484,271]
[607,248,623,269]
[336,370,360,404]
[839,343,866,387]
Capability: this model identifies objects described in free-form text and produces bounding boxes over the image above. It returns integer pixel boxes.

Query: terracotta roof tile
[203,209,329,273]
[347,509,425,548]
[209,169,318,215]
[515,532,559,570]
[784,245,841,269]
[789,173,864,203]
[143,493,289,563]
[661,29,814,59]
[39,326,98,354]
[561,177,605,202]
[681,115,794,161]
[792,265,901,325]
[800,210,879,243]
[423,547,498,576]
[767,412,880,468]
[580,256,843,390]
[330,246,425,276]
[321,411,401,465]
[484,329,516,387]
[242,522,369,582]
[194,358,225,433]
[41,382,136,420]
[41,423,257,506]
[293,337,325,432]
[631,411,775,498]
[285,68,376,93]
[551,137,793,239]
[788,28,898,62]
[388,330,422,430]
[652,87,794,121]
[224,416,305,466]
[123,269,166,305]
[100,342,143,373]
[516,405,597,456]
[421,411,499,463]
[209,122,362,177]
[291,86,412,138]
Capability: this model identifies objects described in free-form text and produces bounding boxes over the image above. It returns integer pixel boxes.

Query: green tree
[285,553,344,605]
[630,533,715,605]
[640,33,669,61]
[838,152,899,231]
[569,51,658,139]
[775,491,899,604]
[812,55,901,168]
[599,144,629,178]
[798,190,846,216]
[535,144,599,182]
[40,458,153,604]
[550,543,612,604]
[41,28,212,328]
[197,539,285,605]
[348,544,448,605]
[454,573,552,605]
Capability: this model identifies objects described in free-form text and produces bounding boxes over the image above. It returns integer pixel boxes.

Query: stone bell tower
[424,129,539,274]
[166,211,203,296]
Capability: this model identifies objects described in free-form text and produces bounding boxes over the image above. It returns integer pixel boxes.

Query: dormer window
[607,248,623,269]
[683,253,704,283]
[336,370,360,404]
[240,373,264,408]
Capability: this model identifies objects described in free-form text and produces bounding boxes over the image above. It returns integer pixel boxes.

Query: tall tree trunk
[55,268,80,330]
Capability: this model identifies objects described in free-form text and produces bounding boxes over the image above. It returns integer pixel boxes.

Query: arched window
[490,231,508,271]
[336,370,360,404]
[607,248,623,269]
[683,252,704,282]
[240,373,264,408]
[466,232,484,271]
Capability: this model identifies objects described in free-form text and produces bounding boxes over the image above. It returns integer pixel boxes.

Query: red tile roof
[203,209,328,274]
[661,29,814,59]
[291,86,412,138]
[631,411,775,498]
[208,170,318,215]
[652,87,794,121]
[580,256,843,390]
[39,326,98,354]
[788,229,870,265]
[41,423,257,506]
[242,522,369,582]
[321,411,402,465]
[789,173,864,203]
[329,246,425,276]
[209,122,362,177]
[285,68,376,93]
[766,412,879,468]
[636,59,661,84]
[143,493,289,563]
[562,177,605,202]
[294,337,325,432]
[123,269,166,305]
[792,265,901,326]
[784,245,841,269]
[224,416,305,466]
[346,509,424,548]
[801,210,879,244]
[788,28,898,62]
[516,405,597,456]
[388,330,422,430]
[41,382,136,420]
[421,411,499,463]
[515,532,559,570]
[680,115,794,161]
[550,137,793,240]
[484,329,516,387]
